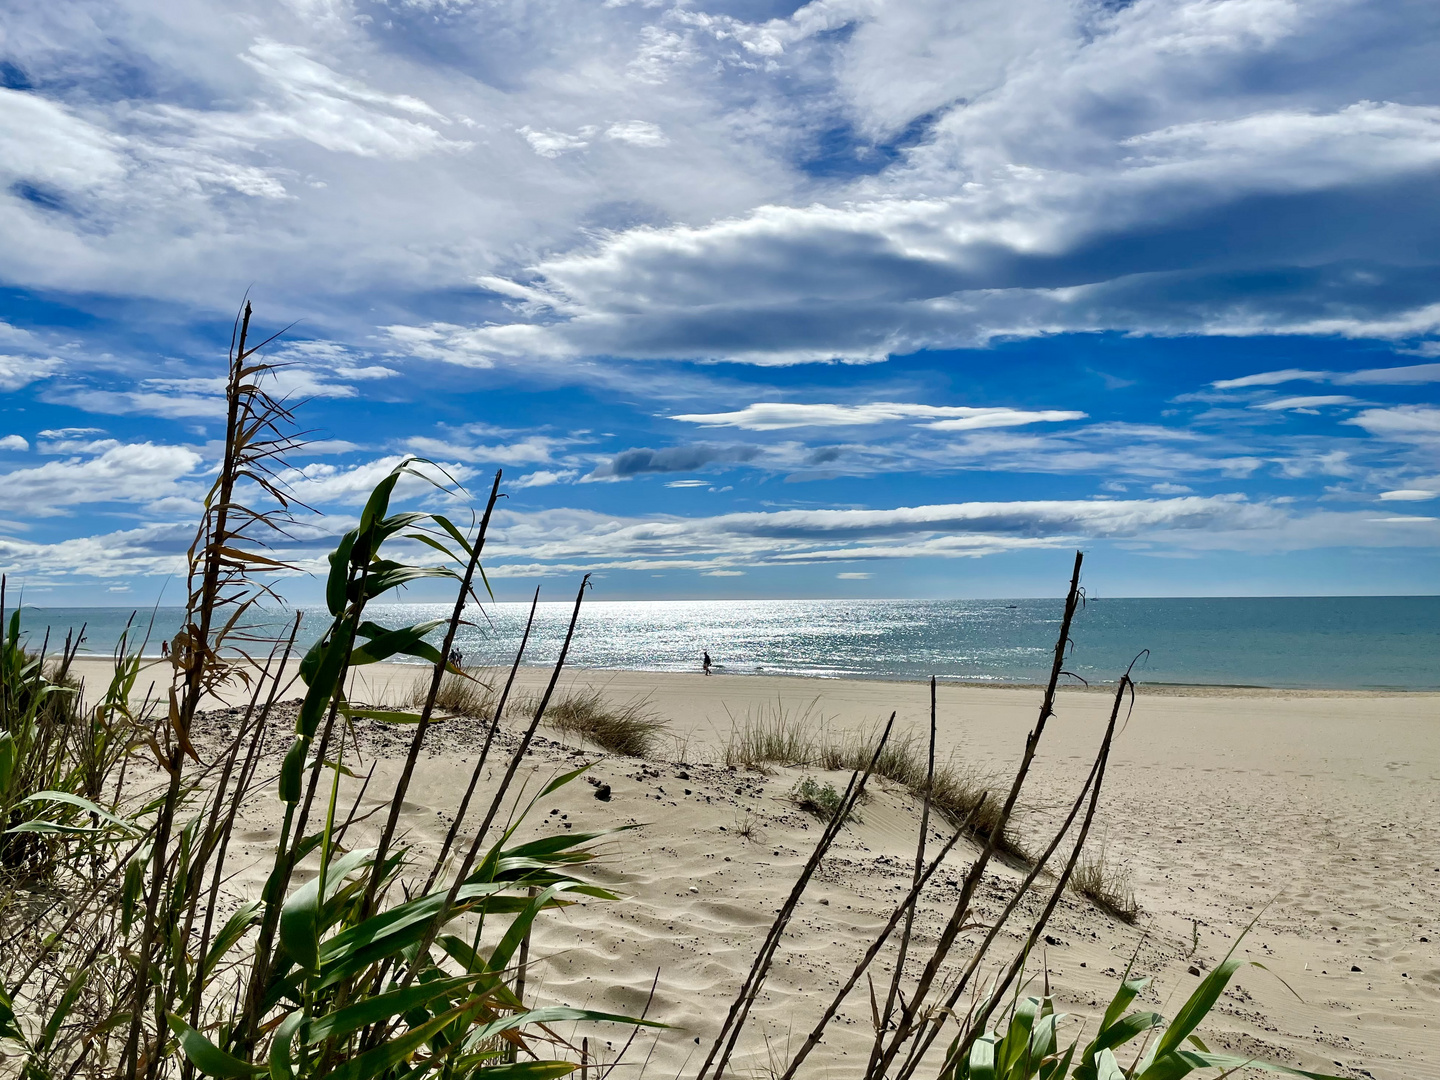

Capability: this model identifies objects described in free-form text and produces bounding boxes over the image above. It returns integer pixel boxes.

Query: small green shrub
[790,777,855,824]
[939,946,1341,1080]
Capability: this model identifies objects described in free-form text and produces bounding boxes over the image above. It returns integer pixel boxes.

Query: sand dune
[76,658,1439,1078]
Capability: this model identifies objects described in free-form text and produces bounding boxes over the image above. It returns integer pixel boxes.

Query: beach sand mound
[178,672,1440,1080]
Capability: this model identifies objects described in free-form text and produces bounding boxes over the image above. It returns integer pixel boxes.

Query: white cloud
[275,455,469,507]
[170,41,469,161]
[927,410,1089,432]
[1,0,1437,360]
[0,443,202,516]
[57,388,226,419]
[518,126,594,158]
[1378,489,1438,501]
[1212,368,1329,389]
[605,121,669,148]
[1215,362,1440,389]
[1252,395,1359,411]
[0,436,29,452]
[671,402,1085,430]
[512,469,577,489]
[0,354,61,391]
[0,523,192,580]
[39,437,120,456]
[1344,405,1440,440]
[420,93,1440,365]
[0,320,38,346]
[464,493,1440,575]
[49,358,374,420]
[1338,362,1440,385]
[404,434,568,466]
[836,571,872,579]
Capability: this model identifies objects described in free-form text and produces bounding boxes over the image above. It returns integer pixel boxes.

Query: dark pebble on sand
[594,783,612,801]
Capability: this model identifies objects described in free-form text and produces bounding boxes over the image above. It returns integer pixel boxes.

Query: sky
[1,0,1438,605]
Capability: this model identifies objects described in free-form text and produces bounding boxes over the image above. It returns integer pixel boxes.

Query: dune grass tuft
[538,687,669,758]
[723,698,821,770]
[1070,848,1139,923]
[723,701,1021,856]
[405,665,499,718]
[821,725,1019,859]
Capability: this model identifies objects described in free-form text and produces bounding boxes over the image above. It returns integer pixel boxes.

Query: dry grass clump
[820,723,1019,858]
[723,698,821,770]
[537,686,668,757]
[406,664,498,717]
[1070,848,1139,923]
[724,703,1021,856]
[926,762,1015,857]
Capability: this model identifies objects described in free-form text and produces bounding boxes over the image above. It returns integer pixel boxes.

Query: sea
[12,596,1438,691]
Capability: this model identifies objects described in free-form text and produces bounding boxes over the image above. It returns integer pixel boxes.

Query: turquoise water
[12,596,1438,690]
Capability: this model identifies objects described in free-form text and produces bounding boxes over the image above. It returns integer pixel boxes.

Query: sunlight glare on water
[20,596,1440,689]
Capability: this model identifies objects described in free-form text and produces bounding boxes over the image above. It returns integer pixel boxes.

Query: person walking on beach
[702,650,712,676]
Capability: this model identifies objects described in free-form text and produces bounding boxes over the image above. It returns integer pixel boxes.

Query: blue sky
[1,0,1438,604]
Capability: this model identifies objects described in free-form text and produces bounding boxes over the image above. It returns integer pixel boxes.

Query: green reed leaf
[167,1014,266,1077]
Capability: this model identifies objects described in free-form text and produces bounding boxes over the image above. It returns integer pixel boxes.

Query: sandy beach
[70,658,1440,1079]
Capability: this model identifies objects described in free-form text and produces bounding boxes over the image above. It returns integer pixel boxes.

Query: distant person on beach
[449,647,463,667]
[702,650,712,675]
[161,640,168,659]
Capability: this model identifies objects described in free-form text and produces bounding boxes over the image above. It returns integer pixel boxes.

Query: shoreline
[68,655,1440,697]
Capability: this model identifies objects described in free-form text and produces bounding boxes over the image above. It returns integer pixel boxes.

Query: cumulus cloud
[1344,405,1440,440]
[2,0,1440,591]
[1,0,1437,358]
[0,436,29,452]
[671,402,1085,430]
[0,354,61,391]
[0,443,201,515]
[412,92,1440,364]
[276,456,468,507]
[404,433,570,466]
[0,522,194,580]
[513,469,578,489]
